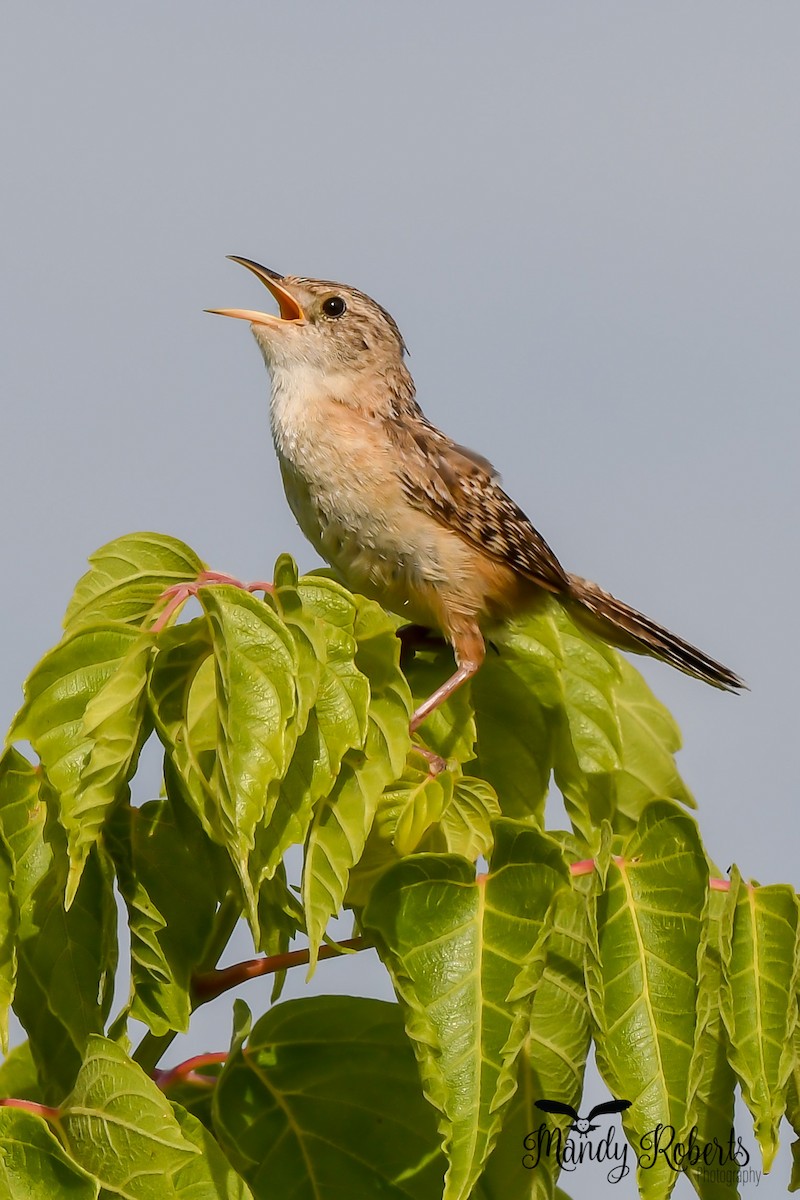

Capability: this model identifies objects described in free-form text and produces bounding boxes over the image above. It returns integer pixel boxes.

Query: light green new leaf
[66,633,153,905]
[107,796,230,1037]
[212,996,445,1200]
[303,595,411,966]
[346,765,453,907]
[0,833,16,1055]
[470,597,690,841]
[684,885,739,1200]
[0,756,19,1052]
[8,623,152,904]
[363,822,569,1200]
[170,1106,254,1199]
[270,555,324,734]
[64,531,205,632]
[720,868,800,1172]
[554,605,621,777]
[8,622,146,806]
[437,774,501,860]
[249,573,369,893]
[785,1026,800,1191]
[0,1109,98,1199]
[612,657,694,818]
[0,751,117,1100]
[0,1039,40,1101]
[60,1036,199,1199]
[199,586,299,925]
[472,601,622,832]
[148,619,222,844]
[588,801,708,1200]
[472,610,562,821]
[393,767,454,856]
[256,866,305,999]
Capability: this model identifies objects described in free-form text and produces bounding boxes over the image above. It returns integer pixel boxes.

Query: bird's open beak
[206,256,305,325]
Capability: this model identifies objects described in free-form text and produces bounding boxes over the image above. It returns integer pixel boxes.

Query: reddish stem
[570,858,596,877]
[150,571,275,633]
[192,936,366,1002]
[154,1052,229,1090]
[0,1098,60,1121]
[570,857,729,890]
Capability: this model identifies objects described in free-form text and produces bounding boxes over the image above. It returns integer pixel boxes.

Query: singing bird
[210,257,743,738]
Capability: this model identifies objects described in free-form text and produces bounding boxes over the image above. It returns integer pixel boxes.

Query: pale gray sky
[2,4,798,1195]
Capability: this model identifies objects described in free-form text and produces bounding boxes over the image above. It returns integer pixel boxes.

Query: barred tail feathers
[567,575,745,692]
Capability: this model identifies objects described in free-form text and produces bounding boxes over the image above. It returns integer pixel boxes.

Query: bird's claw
[412,743,448,777]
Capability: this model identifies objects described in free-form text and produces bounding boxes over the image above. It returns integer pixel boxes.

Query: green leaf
[7,623,149,899]
[612,657,694,818]
[403,642,477,764]
[363,822,569,1200]
[472,601,626,834]
[67,633,153,905]
[471,883,594,1200]
[436,774,501,859]
[8,625,146,795]
[18,846,118,1102]
[720,868,800,1172]
[171,1105,254,1199]
[0,1040,40,1102]
[554,605,622,777]
[0,834,16,1055]
[59,1036,199,1198]
[587,801,708,1200]
[346,766,453,907]
[199,587,299,925]
[106,795,231,1038]
[149,619,221,844]
[256,866,305,1000]
[472,615,560,822]
[474,888,594,1195]
[64,532,205,632]
[470,600,691,841]
[786,1026,800,1192]
[270,555,324,735]
[303,596,412,967]
[0,751,117,1100]
[248,573,369,895]
[0,756,19,1053]
[0,1108,98,1198]
[684,886,739,1200]
[515,885,593,1199]
[212,996,445,1200]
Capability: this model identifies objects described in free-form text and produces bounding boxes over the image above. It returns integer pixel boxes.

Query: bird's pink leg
[409,661,480,732]
[407,623,485,774]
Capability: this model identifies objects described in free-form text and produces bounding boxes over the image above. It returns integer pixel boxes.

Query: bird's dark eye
[322,296,346,318]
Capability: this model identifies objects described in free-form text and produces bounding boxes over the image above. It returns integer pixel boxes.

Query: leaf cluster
[0,532,795,1199]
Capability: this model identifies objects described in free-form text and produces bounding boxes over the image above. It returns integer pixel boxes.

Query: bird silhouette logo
[534,1097,632,1137]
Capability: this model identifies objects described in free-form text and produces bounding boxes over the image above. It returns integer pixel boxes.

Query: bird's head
[209,257,410,402]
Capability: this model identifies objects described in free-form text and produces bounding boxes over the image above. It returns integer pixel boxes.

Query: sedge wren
[210,257,743,736]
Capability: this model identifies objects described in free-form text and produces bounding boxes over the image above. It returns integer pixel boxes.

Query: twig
[192,936,366,1002]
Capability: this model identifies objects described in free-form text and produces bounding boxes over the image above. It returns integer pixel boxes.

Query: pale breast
[269,377,484,625]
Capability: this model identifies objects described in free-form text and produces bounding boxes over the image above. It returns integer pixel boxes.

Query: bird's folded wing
[391,414,570,594]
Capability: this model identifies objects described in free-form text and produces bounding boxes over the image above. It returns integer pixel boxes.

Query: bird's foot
[151,570,274,632]
[412,743,448,777]
[397,623,447,669]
